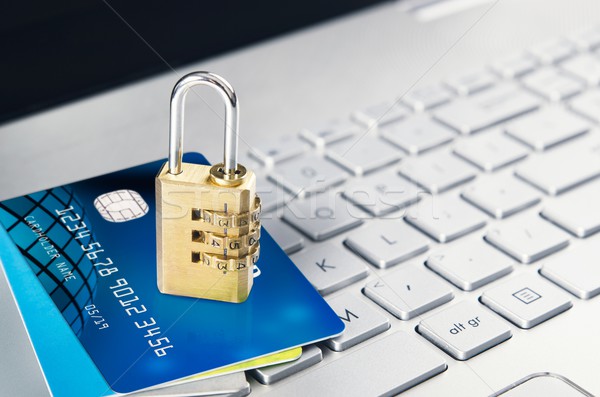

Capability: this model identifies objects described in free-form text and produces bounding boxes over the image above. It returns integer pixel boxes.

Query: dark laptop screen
[1,0,386,124]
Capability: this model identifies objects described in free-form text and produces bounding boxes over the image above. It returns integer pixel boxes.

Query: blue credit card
[0,153,344,394]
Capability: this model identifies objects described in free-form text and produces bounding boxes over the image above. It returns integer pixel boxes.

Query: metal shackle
[168,71,241,181]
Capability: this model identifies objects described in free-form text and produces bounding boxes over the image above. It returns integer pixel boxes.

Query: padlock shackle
[168,72,239,175]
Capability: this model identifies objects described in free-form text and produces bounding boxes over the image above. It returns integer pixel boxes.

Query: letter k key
[315,258,336,272]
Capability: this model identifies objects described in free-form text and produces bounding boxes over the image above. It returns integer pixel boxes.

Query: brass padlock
[156,71,260,303]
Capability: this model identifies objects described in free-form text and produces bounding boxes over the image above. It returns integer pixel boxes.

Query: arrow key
[364,264,454,320]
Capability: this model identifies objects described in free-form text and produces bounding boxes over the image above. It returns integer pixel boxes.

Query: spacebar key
[270,332,446,397]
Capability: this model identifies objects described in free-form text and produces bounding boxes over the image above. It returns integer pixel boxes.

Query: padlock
[156,71,261,303]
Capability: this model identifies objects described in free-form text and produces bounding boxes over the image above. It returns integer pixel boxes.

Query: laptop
[2,0,600,395]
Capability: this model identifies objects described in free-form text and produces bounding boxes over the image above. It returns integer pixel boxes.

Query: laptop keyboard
[247,27,600,395]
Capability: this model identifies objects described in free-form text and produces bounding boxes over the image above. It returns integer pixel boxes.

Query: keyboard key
[342,169,420,217]
[445,69,496,95]
[299,119,358,149]
[262,217,304,255]
[433,83,541,134]
[352,101,410,128]
[139,372,250,396]
[324,293,390,351]
[560,53,600,85]
[282,194,363,241]
[364,264,453,320]
[272,332,446,397]
[250,345,323,385]
[291,243,368,295]
[256,173,288,213]
[326,135,402,176]
[269,154,347,197]
[406,195,487,243]
[485,215,570,263]
[515,134,600,195]
[461,175,541,219]
[380,114,454,155]
[249,134,309,167]
[345,221,429,269]
[238,150,262,171]
[490,53,537,78]
[426,239,514,291]
[541,244,600,299]
[398,151,476,194]
[530,38,576,64]
[403,84,453,111]
[570,89,600,123]
[505,106,590,151]
[522,68,584,101]
[481,274,572,329]
[453,129,529,172]
[541,181,600,237]
[570,26,600,50]
[496,373,592,397]
[417,301,512,360]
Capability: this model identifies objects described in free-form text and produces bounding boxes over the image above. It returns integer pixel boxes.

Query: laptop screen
[1,0,386,124]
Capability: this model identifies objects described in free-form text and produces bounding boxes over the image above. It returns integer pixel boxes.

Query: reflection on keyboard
[248,28,600,396]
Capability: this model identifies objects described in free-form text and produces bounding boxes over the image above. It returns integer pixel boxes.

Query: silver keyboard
[247,27,600,396]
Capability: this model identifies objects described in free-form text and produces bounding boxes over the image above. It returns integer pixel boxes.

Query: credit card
[0,225,298,397]
[0,153,343,394]
[184,346,301,382]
